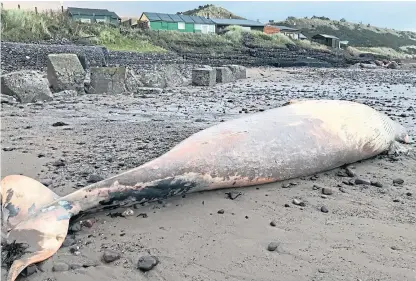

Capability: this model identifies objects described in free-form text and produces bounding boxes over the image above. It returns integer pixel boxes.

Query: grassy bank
[1,9,332,54]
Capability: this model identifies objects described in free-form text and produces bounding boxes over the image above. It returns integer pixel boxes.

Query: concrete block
[47,53,86,93]
[215,67,234,83]
[1,70,53,103]
[224,65,247,80]
[192,68,216,87]
[89,67,127,95]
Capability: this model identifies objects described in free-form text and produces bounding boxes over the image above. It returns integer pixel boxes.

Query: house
[270,25,301,40]
[210,18,264,33]
[299,33,308,40]
[311,34,340,49]
[120,16,140,28]
[340,40,349,48]
[67,7,121,26]
[138,12,216,33]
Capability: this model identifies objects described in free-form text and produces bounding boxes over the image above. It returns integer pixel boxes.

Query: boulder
[1,70,53,103]
[125,69,144,93]
[224,65,246,79]
[192,68,216,87]
[387,61,399,69]
[47,53,86,93]
[215,67,234,83]
[89,67,127,95]
[134,87,163,96]
[374,60,383,66]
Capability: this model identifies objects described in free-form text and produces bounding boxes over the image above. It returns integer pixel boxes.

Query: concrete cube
[89,67,127,95]
[192,68,216,87]
[215,67,234,83]
[47,53,86,93]
[224,65,247,80]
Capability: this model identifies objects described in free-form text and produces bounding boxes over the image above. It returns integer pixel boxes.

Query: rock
[86,174,104,183]
[125,69,144,92]
[51,159,65,167]
[134,87,163,96]
[321,206,329,213]
[81,219,94,228]
[217,209,225,214]
[345,167,355,177]
[371,181,383,188]
[1,70,53,103]
[122,208,134,217]
[137,256,158,272]
[52,121,68,127]
[1,94,17,104]
[102,250,121,263]
[321,187,334,195]
[40,179,53,187]
[224,65,247,79]
[270,220,277,227]
[292,198,305,206]
[62,236,76,247]
[387,61,399,69]
[52,262,69,272]
[393,178,404,185]
[89,67,127,95]
[2,147,14,152]
[374,60,383,66]
[215,67,234,83]
[47,53,86,93]
[355,178,371,185]
[21,265,37,277]
[192,68,216,87]
[267,242,279,251]
[69,222,82,233]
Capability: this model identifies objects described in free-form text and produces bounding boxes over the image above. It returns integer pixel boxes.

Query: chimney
[207,12,210,19]
[229,13,232,19]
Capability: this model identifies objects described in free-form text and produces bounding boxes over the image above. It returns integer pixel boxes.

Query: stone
[134,87,163,96]
[47,53,86,93]
[137,256,158,272]
[321,187,334,195]
[86,174,104,183]
[321,206,329,213]
[89,67,127,95]
[1,94,18,105]
[192,68,216,87]
[224,65,247,79]
[1,70,53,103]
[267,242,279,251]
[215,67,234,83]
[125,69,144,92]
[355,178,371,185]
[393,178,404,185]
[52,262,69,272]
[102,250,121,263]
[387,61,399,69]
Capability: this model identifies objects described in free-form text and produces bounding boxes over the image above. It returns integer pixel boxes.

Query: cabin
[270,25,301,40]
[210,18,265,33]
[311,34,341,49]
[138,12,216,33]
[67,7,121,26]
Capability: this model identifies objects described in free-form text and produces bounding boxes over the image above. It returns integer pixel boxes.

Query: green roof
[67,7,120,19]
[142,12,215,24]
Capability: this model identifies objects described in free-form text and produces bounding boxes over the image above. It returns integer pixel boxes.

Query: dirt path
[1,67,416,281]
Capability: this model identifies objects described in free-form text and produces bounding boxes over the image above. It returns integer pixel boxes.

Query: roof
[270,25,299,32]
[142,12,215,24]
[299,33,307,39]
[312,34,340,40]
[340,40,349,45]
[210,18,265,27]
[67,7,120,19]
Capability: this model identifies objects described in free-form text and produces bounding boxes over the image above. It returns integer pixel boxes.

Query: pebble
[69,222,82,233]
[321,206,329,213]
[393,178,404,185]
[137,256,158,272]
[345,167,356,177]
[52,121,69,127]
[21,265,37,277]
[122,208,134,217]
[267,242,279,251]
[52,262,69,272]
[86,174,104,183]
[292,199,305,206]
[270,220,277,227]
[217,209,225,214]
[51,159,65,167]
[102,250,121,263]
[62,236,76,247]
[41,179,53,187]
[81,219,94,228]
[371,181,383,188]
[321,187,333,195]
[2,147,14,151]
[355,178,371,185]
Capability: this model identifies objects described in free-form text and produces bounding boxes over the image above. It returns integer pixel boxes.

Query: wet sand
[1,67,416,281]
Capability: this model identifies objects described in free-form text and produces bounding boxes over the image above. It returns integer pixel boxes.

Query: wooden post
[18,4,20,9]
[35,7,38,14]
[61,5,63,13]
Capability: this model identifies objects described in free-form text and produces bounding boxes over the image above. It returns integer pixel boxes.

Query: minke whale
[1,99,411,281]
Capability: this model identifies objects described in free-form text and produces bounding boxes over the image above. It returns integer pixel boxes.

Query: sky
[4,1,416,32]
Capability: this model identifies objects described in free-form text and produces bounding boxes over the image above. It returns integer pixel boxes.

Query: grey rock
[321,187,334,195]
[387,61,399,69]
[224,65,247,79]
[1,94,18,104]
[321,206,329,213]
[355,178,371,185]
[215,67,234,83]
[134,87,163,96]
[62,236,76,247]
[41,179,53,187]
[102,249,121,263]
[87,174,104,183]
[1,70,53,103]
[371,181,383,188]
[192,68,216,87]
[137,255,158,272]
[47,53,86,93]
[267,242,279,251]
[52,262,69,272]
[89,67,127,95]
[393,178,404,185]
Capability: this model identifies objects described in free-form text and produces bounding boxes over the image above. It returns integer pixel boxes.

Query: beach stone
[137,255,158,272]
[267,242,279,251]
[134,87,163,96]
[89,67,127,95]
[393,178,404,185]
[224,64,247,79]
[215,67,234,83]
[321,187,334,195]
[47,53,86,93]
[52,262,69,272]
[387,61,399,69]
[192,68,216,86]
[1,70,53,103]
[102,250,121,263]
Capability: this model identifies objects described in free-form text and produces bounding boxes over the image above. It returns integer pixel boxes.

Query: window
[194,24,201,30]
[178,22,185,30]
[80,18,91,23]
[96,18,105,23]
